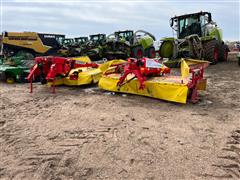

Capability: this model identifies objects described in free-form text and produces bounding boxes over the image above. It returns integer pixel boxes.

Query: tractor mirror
[170,18,174,27]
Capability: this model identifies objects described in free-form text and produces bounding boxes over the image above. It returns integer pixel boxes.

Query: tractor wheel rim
[151,50,156,58]
[6,78,14,84]
[214,47,219,62]
[137,50,143,58]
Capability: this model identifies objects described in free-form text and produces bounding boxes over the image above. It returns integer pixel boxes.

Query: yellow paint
[72,56,92,63]
[99,74,189,103]
[2,32,50,54]
[48,67,102,86]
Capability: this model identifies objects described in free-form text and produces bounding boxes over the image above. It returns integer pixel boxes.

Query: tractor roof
[171,11,211,20]
[89,34,106,37]
[75,37,88,39]
[115,30,134,33]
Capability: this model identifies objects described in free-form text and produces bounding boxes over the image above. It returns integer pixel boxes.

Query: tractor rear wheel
[132,46,144,59]
[145,47,156,58]
[219,44,229,61]
[203,40,219,64]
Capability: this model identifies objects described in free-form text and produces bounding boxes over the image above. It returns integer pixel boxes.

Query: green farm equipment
[159,11,229,64]
[104,30,156,60]
[80,34,106,61]
[61,37,89,57]
[0,52,35,83]
[74,37,88,46]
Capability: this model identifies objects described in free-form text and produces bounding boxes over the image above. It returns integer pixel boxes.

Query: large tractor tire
[159,41,174,58]
[131,46,144,59]
[203,40,220,65]
[219,44,229,61]
[145,46,156,58]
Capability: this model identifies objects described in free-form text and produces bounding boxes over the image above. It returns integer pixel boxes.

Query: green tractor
[61,37,89,57]
[80,34,106,61]
[159,11,229,64]
[104,30,156,59]
[74,37,88,46]
[0,52,35,83]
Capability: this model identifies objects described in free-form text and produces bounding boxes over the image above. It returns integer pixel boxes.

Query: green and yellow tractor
[80,34,106,61]
[159,11,229,64]
[104,30,156,59]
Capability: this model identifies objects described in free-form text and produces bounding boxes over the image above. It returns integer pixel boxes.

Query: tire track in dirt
[203,129,240,179]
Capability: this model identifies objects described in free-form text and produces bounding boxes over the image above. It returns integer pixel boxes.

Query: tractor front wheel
[203,40,219,65]
[219,44,229,61]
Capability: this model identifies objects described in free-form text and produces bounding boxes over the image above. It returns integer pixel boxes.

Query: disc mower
[27,56,100,93]
[99,57,209,103]
[159,11,229,65]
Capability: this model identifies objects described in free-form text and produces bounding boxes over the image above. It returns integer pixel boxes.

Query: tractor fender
[209,27,222,43]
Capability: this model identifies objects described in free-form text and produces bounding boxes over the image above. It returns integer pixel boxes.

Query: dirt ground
[0,58,240,180]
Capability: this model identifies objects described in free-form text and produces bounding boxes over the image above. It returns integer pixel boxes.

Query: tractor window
[91,36,99,41]
[38,34,62,48]
[179,16,201,39]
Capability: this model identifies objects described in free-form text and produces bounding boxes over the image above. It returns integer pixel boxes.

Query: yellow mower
[98,58,209,103]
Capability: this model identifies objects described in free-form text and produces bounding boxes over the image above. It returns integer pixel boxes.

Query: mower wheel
[132,46,144,59]
[203,40,219,65]
[145,47,156,58]
[219,44,229,61]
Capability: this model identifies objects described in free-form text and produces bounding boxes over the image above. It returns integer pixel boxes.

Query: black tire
[131,46,144,59]
[203,40,220,64]
[219,44,229,61]
[145,46,156,58]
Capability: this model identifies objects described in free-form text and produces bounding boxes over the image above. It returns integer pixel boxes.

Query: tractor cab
[114,30,134,43]
[62,38,75,47]
[170,12,212,39]
[74,37,88,45]
[89,34,106,45]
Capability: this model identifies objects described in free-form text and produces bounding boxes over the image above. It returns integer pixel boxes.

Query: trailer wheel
[132,46,144,59]
[219,44,229,61]
[203,40,219,64]
[145,47,156,58]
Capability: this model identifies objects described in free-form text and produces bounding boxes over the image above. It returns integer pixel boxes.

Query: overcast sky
[1,0,239,41]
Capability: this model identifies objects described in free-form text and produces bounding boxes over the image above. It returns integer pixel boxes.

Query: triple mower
[160,11,229,65]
